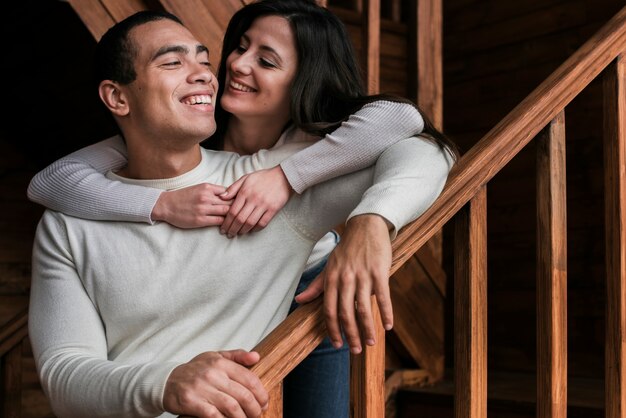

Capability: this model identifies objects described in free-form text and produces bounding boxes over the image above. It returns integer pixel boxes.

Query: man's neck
[117,141,203,180]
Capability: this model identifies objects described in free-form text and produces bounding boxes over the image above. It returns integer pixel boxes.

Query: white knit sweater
[29,137,452,417]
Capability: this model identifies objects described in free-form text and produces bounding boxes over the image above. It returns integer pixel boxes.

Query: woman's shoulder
[363,99,421,117]
[277,125,320,147]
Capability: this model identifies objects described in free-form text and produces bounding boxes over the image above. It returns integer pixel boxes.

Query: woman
[28,1,457,417]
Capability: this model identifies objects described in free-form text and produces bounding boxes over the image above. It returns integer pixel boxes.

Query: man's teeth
[230,81,255,92]
[184,95,212,105]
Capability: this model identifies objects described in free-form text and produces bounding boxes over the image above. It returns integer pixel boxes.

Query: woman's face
[220,15,298,124]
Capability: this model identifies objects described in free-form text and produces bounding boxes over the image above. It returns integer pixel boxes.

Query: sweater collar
[106,149,214,191]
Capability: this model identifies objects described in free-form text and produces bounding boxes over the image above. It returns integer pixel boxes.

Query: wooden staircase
[246,3,626,417]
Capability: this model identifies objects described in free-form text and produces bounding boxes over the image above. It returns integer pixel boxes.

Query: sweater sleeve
[282,136,453,241]
[347,137,454,239]
[26,136,162,224]
[29,212,178,417]
[279,100,424,193]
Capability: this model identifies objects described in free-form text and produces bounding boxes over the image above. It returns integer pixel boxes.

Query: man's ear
[99,80,129,116]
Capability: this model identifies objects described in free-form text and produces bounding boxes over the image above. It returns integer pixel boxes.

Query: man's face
[122,19,218,147]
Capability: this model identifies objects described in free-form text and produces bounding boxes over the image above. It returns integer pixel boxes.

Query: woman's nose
[230,53,252,75]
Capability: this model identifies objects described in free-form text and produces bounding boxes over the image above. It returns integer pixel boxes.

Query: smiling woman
[220,15,298,154]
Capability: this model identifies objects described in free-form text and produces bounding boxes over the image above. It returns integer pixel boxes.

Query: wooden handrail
[251,3,626,393]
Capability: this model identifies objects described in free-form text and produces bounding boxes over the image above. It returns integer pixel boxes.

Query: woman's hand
[220,166,294,237]
[151,183,234,229]
[295,215,394,354]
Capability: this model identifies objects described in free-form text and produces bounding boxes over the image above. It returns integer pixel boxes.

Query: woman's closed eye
[259,58,277,68]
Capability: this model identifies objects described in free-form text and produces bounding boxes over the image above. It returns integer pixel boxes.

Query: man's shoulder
[35,209,121,237]
[36,209,84,234]
[33,210,71,248]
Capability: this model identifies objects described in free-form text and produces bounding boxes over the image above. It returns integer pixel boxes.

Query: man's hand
[152,183,234,228]
[295,215,393,354]
[163,349,268,418]
[220,166,294,237]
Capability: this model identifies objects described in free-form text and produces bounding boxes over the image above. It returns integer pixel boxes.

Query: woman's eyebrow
[241,34,282,64]
[259,45,282,63]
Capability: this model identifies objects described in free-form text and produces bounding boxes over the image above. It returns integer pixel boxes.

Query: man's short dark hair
[94,10,184,86]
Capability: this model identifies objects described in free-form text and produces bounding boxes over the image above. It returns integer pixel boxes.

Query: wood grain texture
[351,300,386,418]
[390,256,444,380]
[0,308,28,357]
[250,298,326,390]
[603,54,626,418]
[362,0,380,94]
[1,342,22,418]
[100,0,148,22]
[250,2,625,385]
[261,383,282,418]
[159,0,231,64]
[536,112,568,418]
[384,369,430,418]
[0,309,27,418]
[390,6,626,275]
[66,0,115,40]
[416,0,443,130]
[454,187,487,418]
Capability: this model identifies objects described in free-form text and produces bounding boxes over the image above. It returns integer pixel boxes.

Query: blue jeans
[283,255,350,418]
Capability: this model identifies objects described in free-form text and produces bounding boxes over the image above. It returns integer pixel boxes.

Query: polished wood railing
[252,5,626,417]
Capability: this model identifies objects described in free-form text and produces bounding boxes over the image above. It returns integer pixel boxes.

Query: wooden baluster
[408,0,445,288]
[351,1,383,417]
[603,54,626,418]
[351,300,386,418]
[412,0,443,132]
[454,187,487,418]
[536,112,568,418]
[361,0,380,95]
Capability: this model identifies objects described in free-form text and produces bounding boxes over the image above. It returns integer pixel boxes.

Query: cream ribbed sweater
[30,137,452,417]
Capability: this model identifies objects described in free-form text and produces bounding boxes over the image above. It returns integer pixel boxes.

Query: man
[29,10,451,417]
